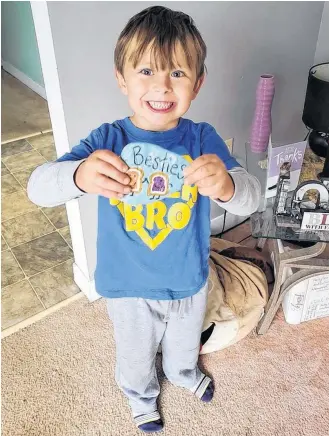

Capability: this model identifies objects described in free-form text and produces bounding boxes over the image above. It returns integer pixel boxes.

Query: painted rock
[121,142,190,205]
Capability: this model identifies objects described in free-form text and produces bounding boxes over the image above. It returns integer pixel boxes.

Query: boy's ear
[192,74,205,100]
[115,69,128,95]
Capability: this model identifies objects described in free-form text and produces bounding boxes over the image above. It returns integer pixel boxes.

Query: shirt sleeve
[27,127,102,207]
[213,167,261,216]
[201,124,240,170]
[56,127,102,162]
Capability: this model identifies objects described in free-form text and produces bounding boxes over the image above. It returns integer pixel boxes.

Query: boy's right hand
[75,150,131,199]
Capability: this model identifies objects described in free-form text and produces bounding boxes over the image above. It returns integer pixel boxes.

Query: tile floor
[1,70,52,143]
[1,70,80,333]
[1,133,80,332]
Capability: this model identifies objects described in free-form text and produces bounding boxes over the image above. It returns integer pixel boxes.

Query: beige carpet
[2,296,329,436]
[1,70,51,143]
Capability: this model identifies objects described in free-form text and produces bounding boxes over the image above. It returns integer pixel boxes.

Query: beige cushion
[200,239,268,354]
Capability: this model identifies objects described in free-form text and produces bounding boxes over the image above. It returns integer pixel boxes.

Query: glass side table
[250,191,329,335]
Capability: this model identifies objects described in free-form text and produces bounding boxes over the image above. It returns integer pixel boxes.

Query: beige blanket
[201,238,270,354]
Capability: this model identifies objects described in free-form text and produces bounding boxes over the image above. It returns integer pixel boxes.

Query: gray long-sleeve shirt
[27,160,261,216]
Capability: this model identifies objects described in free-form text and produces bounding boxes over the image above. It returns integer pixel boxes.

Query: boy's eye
[171,71,185,78]
[140,68,153,76]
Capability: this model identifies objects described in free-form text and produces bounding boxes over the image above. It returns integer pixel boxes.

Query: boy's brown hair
[114,6,207,82]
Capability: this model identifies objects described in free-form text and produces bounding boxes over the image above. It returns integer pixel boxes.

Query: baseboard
[210,212,248,235]
[2,60,47,100]
[73,263,101,302]
[1,292,84,339]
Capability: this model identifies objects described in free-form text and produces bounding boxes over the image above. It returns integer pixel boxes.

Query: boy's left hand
[184,154,235,202]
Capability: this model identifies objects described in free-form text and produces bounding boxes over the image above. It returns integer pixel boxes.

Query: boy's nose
[152,76,172,93]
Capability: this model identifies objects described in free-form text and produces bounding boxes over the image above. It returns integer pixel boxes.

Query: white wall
[38,1,324,286]
[314,1,329,64]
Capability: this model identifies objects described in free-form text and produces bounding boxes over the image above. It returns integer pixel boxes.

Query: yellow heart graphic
[109,155,196,250]
[111,186,197,250]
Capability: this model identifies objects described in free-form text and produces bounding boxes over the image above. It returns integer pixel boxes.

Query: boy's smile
[146,101,176,113]
[116,43,204,132]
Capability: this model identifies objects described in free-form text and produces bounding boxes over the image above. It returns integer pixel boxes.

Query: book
[301,211,329,231]
[301,274,329,322]
[265,139,307,198]
[281,269,329,325]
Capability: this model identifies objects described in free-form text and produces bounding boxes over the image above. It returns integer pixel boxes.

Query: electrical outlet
[224,138,234,153]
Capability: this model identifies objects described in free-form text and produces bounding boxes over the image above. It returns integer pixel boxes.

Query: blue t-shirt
[57,117,239,300]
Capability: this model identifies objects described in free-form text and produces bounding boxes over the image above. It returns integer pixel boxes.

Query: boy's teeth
[149,101,173,109]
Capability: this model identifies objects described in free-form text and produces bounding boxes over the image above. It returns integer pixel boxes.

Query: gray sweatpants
[106,283,209,420]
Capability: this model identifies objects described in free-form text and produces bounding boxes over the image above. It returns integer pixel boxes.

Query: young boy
[28,6,260,433]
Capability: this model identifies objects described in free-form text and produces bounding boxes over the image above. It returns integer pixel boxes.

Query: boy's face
[116,42,204,131]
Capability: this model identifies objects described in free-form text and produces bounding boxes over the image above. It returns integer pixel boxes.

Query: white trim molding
[2,60,47,100]
[31,2,96,301]
[73,263,101,303]
[31,1,70,158]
